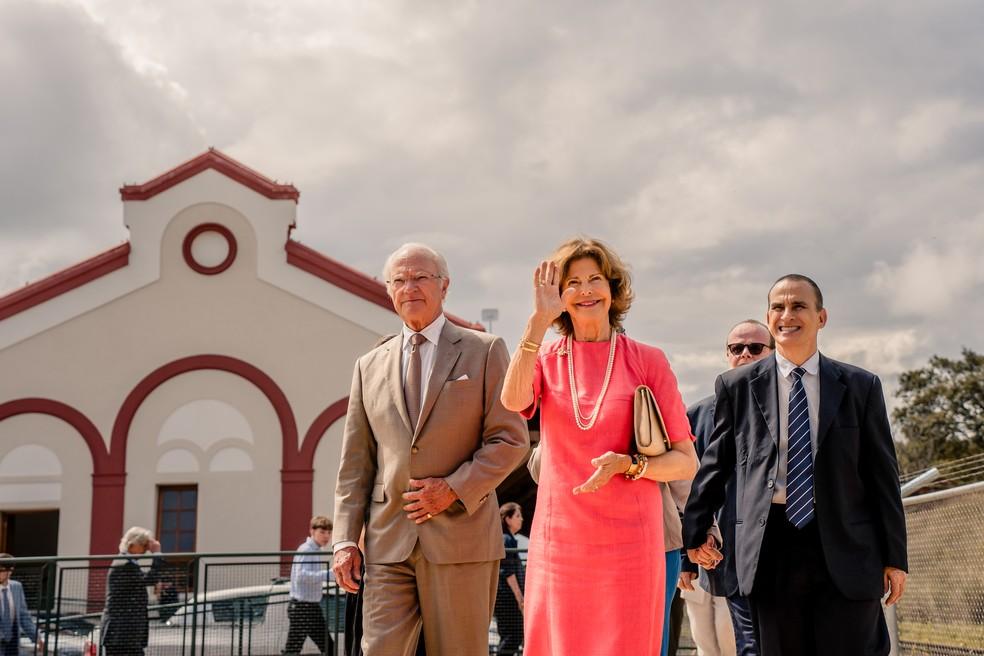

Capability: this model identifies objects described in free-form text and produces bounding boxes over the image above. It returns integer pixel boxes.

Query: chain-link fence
[895,452,984,656]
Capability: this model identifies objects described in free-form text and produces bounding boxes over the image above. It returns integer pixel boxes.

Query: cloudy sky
[2,0,982,405]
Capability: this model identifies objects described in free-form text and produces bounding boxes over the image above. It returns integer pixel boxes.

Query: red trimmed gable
[285,240,485,331]
[120,148,300,202]
[0,243,130,321]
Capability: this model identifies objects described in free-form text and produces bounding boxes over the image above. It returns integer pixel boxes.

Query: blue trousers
[662,550,682,656]
[727,593,759,656]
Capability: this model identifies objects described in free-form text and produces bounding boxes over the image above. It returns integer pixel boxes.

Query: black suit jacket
[682,394,740,598]
[100,555,163,650]
[682,353,907,600]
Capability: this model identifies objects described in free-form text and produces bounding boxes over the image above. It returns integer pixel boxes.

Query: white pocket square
[453,374,469,381]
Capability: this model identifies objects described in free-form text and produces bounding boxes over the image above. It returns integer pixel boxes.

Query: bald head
[725,319,774,369]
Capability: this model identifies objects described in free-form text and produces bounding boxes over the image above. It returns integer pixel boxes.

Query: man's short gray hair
[382,243,450,280]
[119,526,153,553]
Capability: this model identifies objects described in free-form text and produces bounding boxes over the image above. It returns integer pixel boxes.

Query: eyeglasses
[727,342,770,356]
[385,272,444,289]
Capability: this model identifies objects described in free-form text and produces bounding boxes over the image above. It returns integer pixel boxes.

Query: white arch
[208,447,254,472]
[158,399,254,450]
[0,445,63,477]
[156,448,200,473]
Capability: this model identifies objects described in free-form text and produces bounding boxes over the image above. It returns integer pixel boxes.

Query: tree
[893,348,984,473]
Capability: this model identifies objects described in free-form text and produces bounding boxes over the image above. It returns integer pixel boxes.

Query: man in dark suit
[100,527,164,656]
[680,319,774,656]
[332,243,529,656]
[683,275,907,656]
[0,554,38,656]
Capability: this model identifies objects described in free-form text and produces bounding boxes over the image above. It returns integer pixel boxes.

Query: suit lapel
[750,356,779,446]
[385,336,414,436]
[816,354,846,454]
[413,322,463,442]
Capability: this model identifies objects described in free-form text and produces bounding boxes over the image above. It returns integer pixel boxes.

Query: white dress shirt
[290,537,330,602]
[400,313,446,416]
[772,350,820,504]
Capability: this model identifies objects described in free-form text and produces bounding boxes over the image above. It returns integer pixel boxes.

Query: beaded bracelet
[627,453,649,481]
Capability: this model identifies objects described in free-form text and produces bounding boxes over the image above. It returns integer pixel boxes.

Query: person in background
[100,527,164,656]
[495,502,525,656]
[679,319,774,656]
[0,554,38,656]
[284,515,334,656]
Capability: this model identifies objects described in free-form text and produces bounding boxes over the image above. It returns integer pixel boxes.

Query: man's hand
[402,478,458,524]
[332,547,362,594]
[678,571,697,592]
[572,451,632,495]
[686,534,723,570]
[883,566,907,606]
[148,538,161,553]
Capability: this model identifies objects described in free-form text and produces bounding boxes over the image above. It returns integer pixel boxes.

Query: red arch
[298,397,349,467]
[111,355,303,550]
[0,398,109,470]
[0,398,117,555]
[111,354,300,470]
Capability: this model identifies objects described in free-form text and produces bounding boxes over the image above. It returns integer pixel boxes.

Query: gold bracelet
[623,454,641,480]
[519,338,541,353]
[627,454,649,481]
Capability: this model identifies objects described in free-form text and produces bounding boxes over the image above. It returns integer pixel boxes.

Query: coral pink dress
[521,334,694,656]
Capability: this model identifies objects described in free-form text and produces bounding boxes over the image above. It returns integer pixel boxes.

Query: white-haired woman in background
[100,527,164,656]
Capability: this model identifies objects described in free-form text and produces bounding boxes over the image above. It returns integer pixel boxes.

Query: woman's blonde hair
[549,237,634,336]
[118,526,152,553]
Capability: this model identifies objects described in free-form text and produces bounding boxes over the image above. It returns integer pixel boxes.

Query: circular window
[182,223,237,275]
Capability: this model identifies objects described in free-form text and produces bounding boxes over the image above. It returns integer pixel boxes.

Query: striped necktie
[786,367,815,528]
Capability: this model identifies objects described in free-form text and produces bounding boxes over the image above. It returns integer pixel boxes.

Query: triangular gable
[120,148,299,202]
[1,151,484,332]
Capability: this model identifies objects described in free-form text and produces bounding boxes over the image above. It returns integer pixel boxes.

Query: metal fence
[3,551,343,656]
[896,480,984,656]
[1,549,534,656]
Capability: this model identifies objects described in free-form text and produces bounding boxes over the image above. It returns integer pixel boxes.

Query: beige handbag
[634,385,670,457]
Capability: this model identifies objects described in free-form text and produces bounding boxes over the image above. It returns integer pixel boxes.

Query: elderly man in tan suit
[332,243,530,656]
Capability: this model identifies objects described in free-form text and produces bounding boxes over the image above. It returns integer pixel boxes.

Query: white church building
[0,149,481,558]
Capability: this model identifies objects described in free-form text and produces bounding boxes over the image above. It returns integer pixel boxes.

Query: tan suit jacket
[334,320,530,565]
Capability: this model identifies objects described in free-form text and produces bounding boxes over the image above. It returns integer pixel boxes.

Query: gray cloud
[2,0,983,405]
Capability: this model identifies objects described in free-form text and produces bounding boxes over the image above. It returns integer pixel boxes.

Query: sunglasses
[727,343,770,356]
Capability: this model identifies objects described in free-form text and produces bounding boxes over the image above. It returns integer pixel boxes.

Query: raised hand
[532,260,574,324]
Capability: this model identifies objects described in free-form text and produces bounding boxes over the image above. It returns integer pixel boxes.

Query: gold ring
[427,513,433,519]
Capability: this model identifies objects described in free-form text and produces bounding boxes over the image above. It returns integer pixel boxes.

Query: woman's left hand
[572,451,632,495]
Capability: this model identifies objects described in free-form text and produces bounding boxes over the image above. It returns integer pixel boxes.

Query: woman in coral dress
[501,237,698,656]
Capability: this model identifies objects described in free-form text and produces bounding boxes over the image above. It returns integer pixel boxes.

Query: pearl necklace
[566,331,618,431]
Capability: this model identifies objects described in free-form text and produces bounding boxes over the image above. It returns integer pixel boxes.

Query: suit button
[411,446,419,454]
[759,518,766,527]
[767,479,775,489]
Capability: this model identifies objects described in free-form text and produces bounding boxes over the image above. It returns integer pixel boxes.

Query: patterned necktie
[0,586,10,641]
[404,333,426,431]
[786,367,815,528]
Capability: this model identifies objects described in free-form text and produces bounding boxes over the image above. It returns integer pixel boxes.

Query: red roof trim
[285,240,485,331]
[120,148,299,202]
[0,243,130,321]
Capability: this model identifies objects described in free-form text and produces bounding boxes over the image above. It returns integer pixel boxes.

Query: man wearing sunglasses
[0,555,38,656]
[679,320,773,656]
[683,275,907,656]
